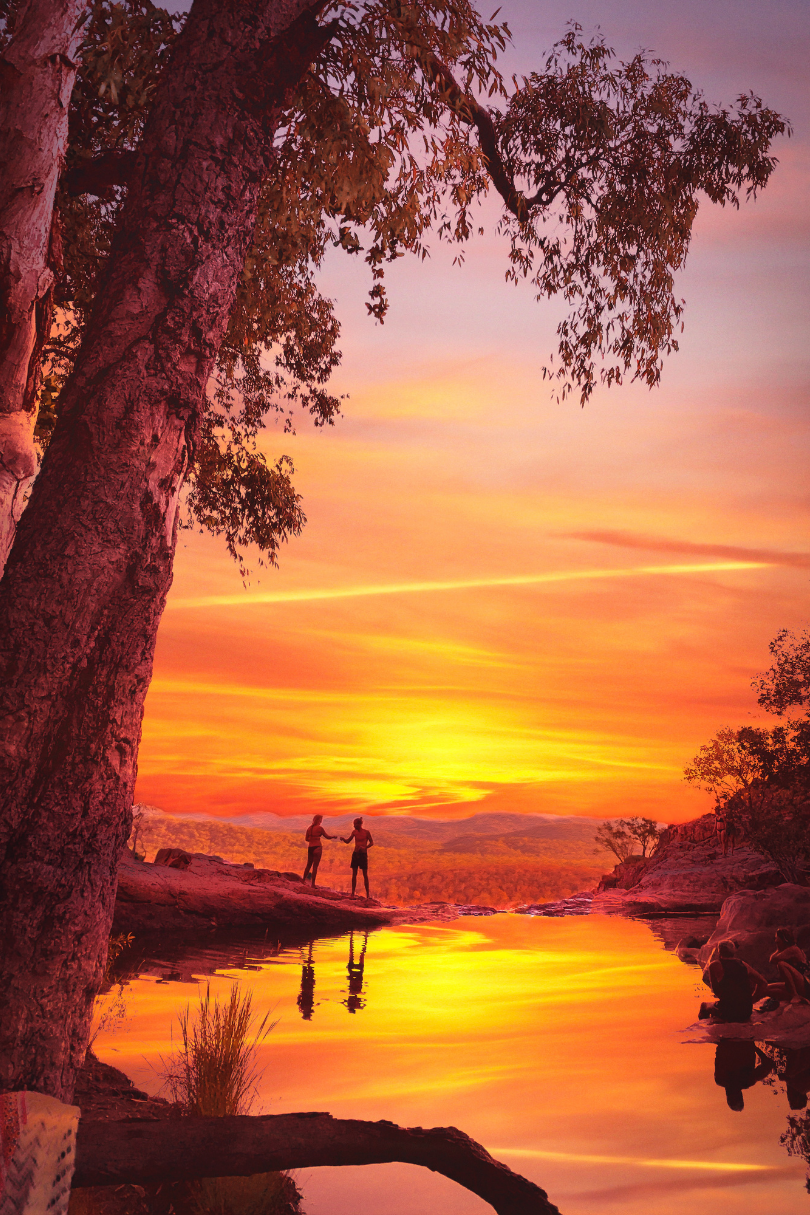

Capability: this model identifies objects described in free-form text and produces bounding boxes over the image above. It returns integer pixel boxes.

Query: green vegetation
[685,628,810,883]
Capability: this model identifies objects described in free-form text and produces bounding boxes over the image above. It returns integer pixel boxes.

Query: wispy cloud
[168,561,769,611]
[565,529,810,569]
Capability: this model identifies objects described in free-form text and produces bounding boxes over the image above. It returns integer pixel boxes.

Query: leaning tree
[0,0,788,1099]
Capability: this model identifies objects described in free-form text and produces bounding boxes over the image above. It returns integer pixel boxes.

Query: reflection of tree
[713,1040,773,1111]
[742,1044,810,1191]
[782,1115,810,1192]
[297,943,316,1021]
[342,932,368,1014]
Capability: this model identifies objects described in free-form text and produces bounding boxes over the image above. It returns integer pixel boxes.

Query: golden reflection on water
[94,915,806,1214]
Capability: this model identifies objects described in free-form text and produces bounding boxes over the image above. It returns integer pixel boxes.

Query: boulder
[696,884,810,975]
[590,814,780,915]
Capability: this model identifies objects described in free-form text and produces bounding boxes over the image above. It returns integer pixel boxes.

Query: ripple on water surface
[93,914,808,1215]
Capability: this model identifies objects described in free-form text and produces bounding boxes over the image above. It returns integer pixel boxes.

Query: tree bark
[0,0,330,1100]
[0,0,87,572]
[72,1113,562,1215]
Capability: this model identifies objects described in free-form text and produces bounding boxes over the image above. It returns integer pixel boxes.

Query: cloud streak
[565,530,810,569]
[168,561,770,611]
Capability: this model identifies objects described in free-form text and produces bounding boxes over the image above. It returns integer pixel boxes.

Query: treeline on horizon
[137,812,612,908]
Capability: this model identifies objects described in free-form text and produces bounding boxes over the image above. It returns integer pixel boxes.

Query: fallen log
[73,1111,561,1215]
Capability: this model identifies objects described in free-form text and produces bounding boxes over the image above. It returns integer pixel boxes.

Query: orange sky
[134,0,808,826]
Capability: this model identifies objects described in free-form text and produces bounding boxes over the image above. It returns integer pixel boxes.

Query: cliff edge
[591,814,781,915]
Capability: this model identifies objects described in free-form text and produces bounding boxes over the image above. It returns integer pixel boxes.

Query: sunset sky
[134,0,809,826]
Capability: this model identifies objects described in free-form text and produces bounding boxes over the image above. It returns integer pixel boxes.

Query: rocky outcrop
[696,884,810,974]
[590,814,781,915]
[112,851,496,936]
[113,851,403,935]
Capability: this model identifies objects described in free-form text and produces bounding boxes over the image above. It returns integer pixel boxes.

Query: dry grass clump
[163,984,274,1117]
[161,985,301,1215]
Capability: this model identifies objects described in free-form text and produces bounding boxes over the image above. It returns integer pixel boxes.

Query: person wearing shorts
[303,814,336,886]
[342,817,374,899]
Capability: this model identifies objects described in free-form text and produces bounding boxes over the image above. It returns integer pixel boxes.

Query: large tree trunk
[0,0,329,1100]
[0,0,86,572]
[73,1113,562,1215]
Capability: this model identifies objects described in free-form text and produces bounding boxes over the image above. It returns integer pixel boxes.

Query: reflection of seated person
[297,942,316,1021]
[778,1046,810,1110]
[343,931,367,1014]
[700,941,768,1022]
[714,1040,773,1111]
[765,929,810,1007]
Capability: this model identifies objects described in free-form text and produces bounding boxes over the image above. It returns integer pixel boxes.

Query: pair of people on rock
[700,928,810,1022]
[302,814,374,898]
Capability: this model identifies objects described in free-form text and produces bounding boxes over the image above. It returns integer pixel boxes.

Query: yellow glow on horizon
[167,560,770,610]
[493,1148,774,1173]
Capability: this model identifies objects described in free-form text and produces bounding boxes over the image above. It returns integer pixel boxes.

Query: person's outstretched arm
[341,831,356,844]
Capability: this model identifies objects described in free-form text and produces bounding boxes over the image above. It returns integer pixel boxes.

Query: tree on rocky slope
[685,630,810,884]
[0,0,789,1100]
[594,816,660,862]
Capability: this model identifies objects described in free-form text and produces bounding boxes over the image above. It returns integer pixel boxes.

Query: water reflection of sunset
[94,917,805,1214]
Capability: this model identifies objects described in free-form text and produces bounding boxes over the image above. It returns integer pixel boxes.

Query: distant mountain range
[172,809,609,843]
[133,806,615,909]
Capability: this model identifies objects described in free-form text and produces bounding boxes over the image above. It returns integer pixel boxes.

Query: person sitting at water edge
[762,928,810,1008]
[342,817,374,899]
[303,814,336,886]
[700,941,767,1022]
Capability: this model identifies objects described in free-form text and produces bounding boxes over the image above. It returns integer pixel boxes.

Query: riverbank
[113,851,498,937]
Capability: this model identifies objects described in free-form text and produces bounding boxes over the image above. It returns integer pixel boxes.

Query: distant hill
[133,807,616,909]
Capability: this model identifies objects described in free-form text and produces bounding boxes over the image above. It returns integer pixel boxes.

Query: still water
[93,915,808,1214]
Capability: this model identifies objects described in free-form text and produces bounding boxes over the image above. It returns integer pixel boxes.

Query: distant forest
[137,811,614,908]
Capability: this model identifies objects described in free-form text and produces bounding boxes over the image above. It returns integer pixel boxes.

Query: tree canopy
[0,0,789,573]
[595,816,660,863]
[685,628,810,883]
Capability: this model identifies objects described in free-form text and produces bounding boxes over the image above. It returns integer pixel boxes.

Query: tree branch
[416,50,530,223]
[73,1112,561,1215]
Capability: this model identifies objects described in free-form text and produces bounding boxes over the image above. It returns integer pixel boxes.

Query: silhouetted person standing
[303,814,336,886]
[342,817,373,899]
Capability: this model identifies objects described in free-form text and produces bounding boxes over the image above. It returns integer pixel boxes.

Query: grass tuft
[163,984,275,1116]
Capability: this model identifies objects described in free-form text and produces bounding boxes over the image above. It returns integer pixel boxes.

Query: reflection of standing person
[343,931,368,1013]
[297,942,316,1020]
[714,1040,772,1110]
[303,814,336,886]
[342,817,374,899]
